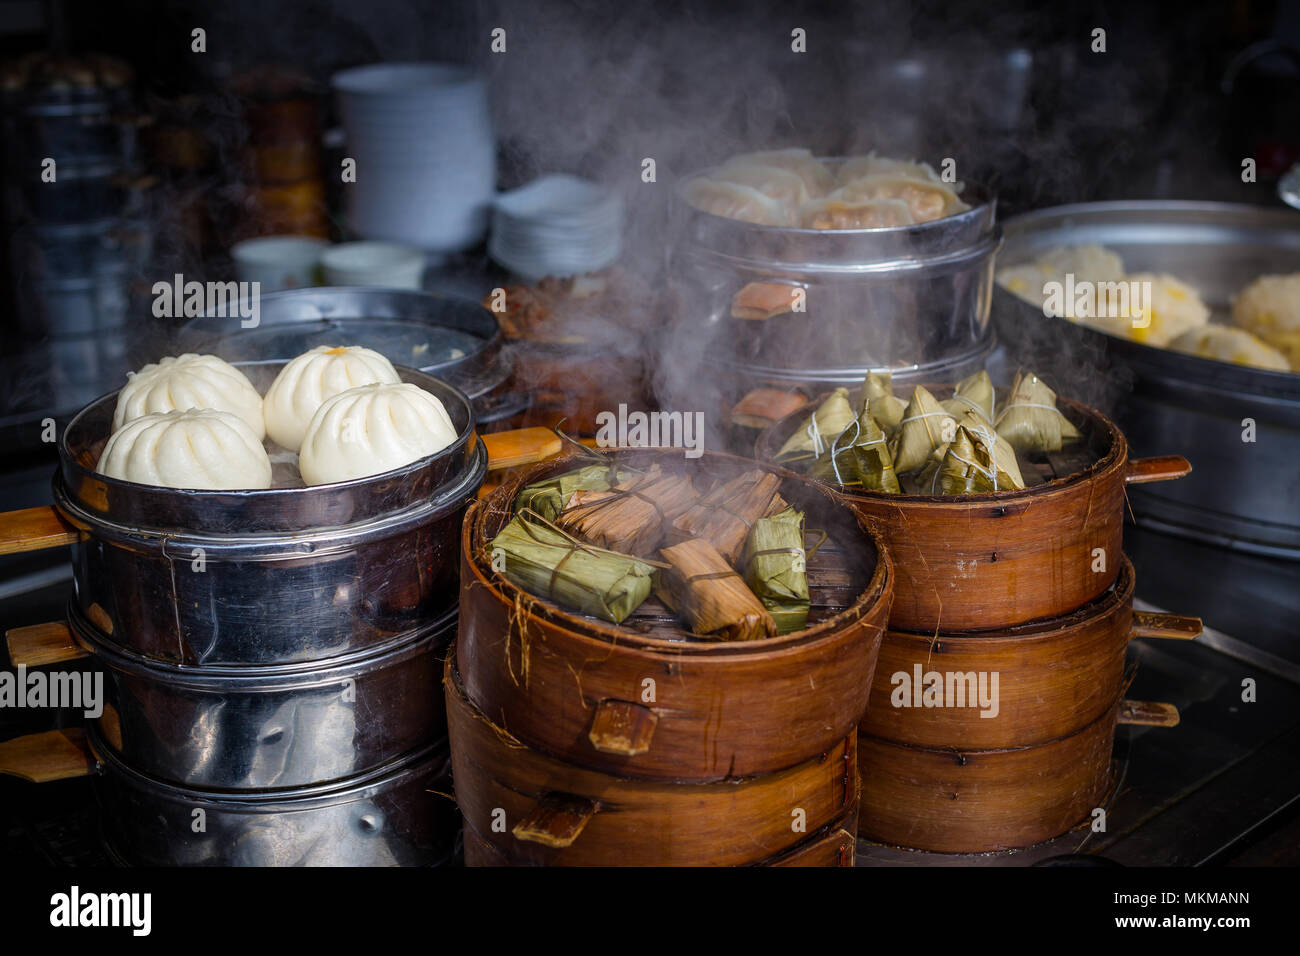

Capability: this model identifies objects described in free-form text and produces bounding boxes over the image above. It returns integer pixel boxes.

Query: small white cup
[231,236,328,292]
[320,240,427,289]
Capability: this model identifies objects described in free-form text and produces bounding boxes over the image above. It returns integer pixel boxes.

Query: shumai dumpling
[96,409,272,490]
[837,153,948,187]
[724,148,835,196]
[713,161,812,210]
[298,383,459,486]
[799,197,915,229]
[263,345,401,452]
[113,353,264,438]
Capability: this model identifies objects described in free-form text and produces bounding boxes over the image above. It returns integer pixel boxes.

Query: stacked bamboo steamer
[448,449,894,866]
[756,389,1201,853]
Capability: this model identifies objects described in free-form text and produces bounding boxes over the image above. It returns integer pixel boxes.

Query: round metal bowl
[181,287,526,425]
[994,200,1300,557]
[56,361,487,664]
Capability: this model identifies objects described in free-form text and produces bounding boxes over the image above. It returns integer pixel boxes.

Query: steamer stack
[757,389,1203,853]
[447,450,894,866]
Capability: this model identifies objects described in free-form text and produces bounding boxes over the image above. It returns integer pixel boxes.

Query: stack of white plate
[488,175,623,280]
[332,62,496,254]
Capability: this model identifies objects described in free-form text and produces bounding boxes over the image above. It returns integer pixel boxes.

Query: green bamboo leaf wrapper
[891,385,957,473]
[513,464,637,523]
[920,425,1020,495]
[742,506,810,634]
[775,387,856,461]
[860,372,907,433]
[807,413,901,493]
[940,370,996,424]
[995,370,1082,453]
[490,515,656,624]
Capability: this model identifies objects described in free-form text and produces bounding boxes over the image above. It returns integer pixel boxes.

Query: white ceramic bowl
[230,236,329,292]
[320,240,427,289]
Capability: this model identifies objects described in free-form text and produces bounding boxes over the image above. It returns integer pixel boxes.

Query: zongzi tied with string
[774,387,856,461]
[807,412,900,493]
[742,507,811,634]
[891,385,958,473]
[918,425,1021,495]
[946,411,1025,489]
[490,513,657,624]
[657,537,777,641]
[940,370,995,424]
[860,372,907,433]
[668,469,782,563]
[557,469,699,556]
[514,463,639,522]
[995,371,1083,453]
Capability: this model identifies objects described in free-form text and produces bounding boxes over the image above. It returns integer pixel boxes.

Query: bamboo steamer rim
[465,447,892,657]
[860,691,1124,758]
[885,554,1134,644]
[757,387,1128,505]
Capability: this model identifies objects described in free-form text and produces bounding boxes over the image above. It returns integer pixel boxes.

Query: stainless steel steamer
[667,161,1000,403]
[49,361,485,664]
[994,201,1300,557]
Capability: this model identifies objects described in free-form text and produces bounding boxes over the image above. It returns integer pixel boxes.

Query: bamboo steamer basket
[859,695,1180,854]
[863,557,1201,750]
[457,448,892,781]
[446,652,858,866]
[461,803,859,867]
[754,388,1191,631]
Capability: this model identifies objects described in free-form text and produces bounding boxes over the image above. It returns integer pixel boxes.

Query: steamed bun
[298,383,459,486]
[113,354,264,438]
[263,345,401,452]
[96,409,272,490]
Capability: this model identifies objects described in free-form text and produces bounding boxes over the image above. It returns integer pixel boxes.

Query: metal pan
[994,201,1300,557]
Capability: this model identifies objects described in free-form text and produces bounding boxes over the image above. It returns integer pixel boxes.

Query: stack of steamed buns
[96,346,459,490]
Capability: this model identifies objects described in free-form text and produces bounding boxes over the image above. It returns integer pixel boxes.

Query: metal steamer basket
[668,160,1000,401]
[994,201,1300,558]
[182,287,528,427]
[53,362,485,664]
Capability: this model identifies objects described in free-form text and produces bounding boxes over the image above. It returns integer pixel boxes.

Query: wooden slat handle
[6,622,89,667]
[1130,611,1202,642]
[511,792,599,848]
[1125,456,1192,484]
[588,699,658,756]
[482,428,562,472]
[0,729,95,782]
[0,506,81,556]
[730,388,811,428]
[1117,699,1180,728]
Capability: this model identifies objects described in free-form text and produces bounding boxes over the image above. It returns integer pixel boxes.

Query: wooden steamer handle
[511,792,601,848]
[0,506,82,557]
[1124,456,1192,484]
[1130,611,1202,641]
[6,622,88,667]
[587,699,658,756]
[1117,700,1180,728]
[482,428,562,471]
[0,729,95,783]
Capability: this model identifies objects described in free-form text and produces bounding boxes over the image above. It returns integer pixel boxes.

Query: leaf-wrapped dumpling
[995,371,1082,454]
[775,387,856,461]
[891,385,957,473]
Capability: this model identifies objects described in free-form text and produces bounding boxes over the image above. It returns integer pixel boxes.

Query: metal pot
[994,201,1300,558]
[181,287,528,426]
[5,362,486,665]
[668,160,1000,392]
[74,604,455,790]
